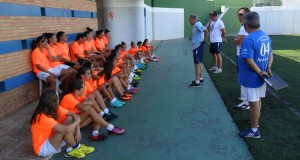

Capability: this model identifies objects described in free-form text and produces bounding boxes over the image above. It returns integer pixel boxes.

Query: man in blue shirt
[188,14,208,87]
[238,11,273,138]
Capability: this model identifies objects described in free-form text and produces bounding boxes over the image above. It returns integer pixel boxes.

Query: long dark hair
[31,36,46,49]
[143,39,148,46]
[30,90,59,124]
[96,30,104,37]
[56,31,65,42]
[98,58,114,81]
[77,67,91,79]
[75,33,87,41]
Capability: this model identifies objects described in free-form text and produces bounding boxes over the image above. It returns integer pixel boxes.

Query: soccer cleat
[132,76,140,81]
[64,149,85,159]
[108,126,126,135]
[89,134,108,141]
[107,111,118,119]
[103,114,114,122]
[188,81,200,87]
[239,128,261,138]
[110,100,123,108]
[208,66,218,71]
[120,94,131,101]
[213,69,222,74]
[234,101,250,110]
[76,144,94,154]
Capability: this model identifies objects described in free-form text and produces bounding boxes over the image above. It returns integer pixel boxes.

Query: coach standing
[238,11,273,138]
[188,14,208,87]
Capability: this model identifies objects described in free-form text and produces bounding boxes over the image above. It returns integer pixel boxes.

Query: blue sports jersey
[238,30,272,88]
[192,21,206,49]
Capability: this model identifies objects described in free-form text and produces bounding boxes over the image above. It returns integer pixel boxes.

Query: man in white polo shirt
[208,11,226,74]
[234,7,251,110]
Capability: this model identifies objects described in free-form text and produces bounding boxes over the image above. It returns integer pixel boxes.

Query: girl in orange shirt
[143,39,160,61]
[60,79,126,140]
[56,31,81,70]
[78,67,119,122]
[70,33,92,65]
[30,90,94,158]
[95,30,110,57]
[84,28,106,66]
[103,29,110,47]
[43,32,76,73]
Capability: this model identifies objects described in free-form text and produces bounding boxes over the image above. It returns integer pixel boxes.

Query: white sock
[66,147,72,152]
[140,58,145,63]
[127,85,131,90]
[195,80,200,84]
[92,130,99,136]
[133,65,137,70]
[151,54,155,58]
[200,77,204,80]
[100,111,104,116]
[103,108,109,114]
[128,77,133,83]
[251,128,258,132]
[106,124,114,131]
[130,72,134,78]
[111,98,117,103]
[153,59,157,61]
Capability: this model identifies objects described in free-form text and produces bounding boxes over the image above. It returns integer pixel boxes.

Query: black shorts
[210,42,222,54]
[193,44,204,64]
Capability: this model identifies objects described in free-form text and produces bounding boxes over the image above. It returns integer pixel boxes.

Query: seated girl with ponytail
[95,30,111,57]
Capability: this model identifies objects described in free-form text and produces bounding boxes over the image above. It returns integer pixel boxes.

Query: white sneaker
[208,66,218,71]
[213,69,222,74]
[234,101,250,110]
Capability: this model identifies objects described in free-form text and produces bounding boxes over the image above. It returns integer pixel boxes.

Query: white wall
[144,4,153,42]
[103,0,145,47]
[152,7,184,40]
[252,6,300,35]
[282,0,300,6]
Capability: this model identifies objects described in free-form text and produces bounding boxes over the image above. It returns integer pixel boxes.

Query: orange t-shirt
[128,47,139,56]
[141,46,148,53]
[102,36,109,46]
[84,39,97,53]
[31,106,68,155]
[95,38,105,52]
[146,44,153,50]
[48,45,63,68]
[98,75,106,86]
[55,42,71,61]
[60,93,80,114]
[31,48,52,74]
[88,79,96,90]
[112,67,121,75]
[117,59,124,65]
[70,41,85,60]
[120,51,128,59]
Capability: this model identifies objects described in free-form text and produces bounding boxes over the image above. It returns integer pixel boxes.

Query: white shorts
[241,84,266,102]
[37,65,69,81]
[39,139,66,157]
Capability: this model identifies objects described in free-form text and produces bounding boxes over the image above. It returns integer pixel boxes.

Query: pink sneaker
[108,126,126,135]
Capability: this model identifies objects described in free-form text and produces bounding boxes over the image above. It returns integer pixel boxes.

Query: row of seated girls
[30,27,159,158]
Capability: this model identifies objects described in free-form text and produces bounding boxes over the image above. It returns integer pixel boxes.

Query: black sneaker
[188,81,200,87]
[133,71,141,76]
[103,114,114,122]
[200,78,204,83]
[107,111,118,119]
